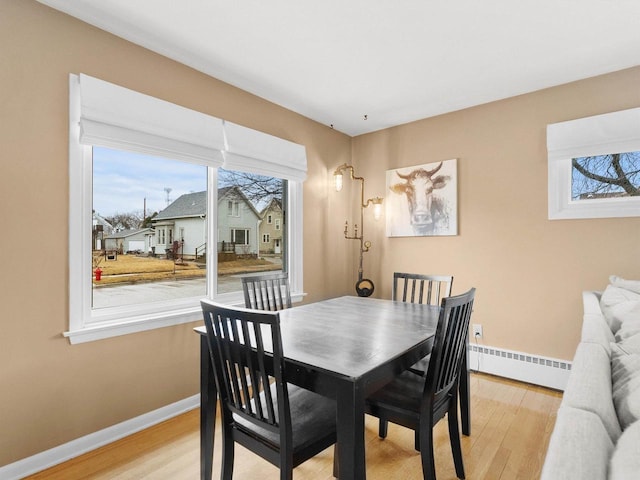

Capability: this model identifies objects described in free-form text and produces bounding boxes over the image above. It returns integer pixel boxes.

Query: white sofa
[541,276,640,480]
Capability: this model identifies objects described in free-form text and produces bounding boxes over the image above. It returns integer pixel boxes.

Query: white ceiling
[39,0,640,136]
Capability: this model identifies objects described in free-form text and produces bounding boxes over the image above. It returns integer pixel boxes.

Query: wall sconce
[333,163,384,297]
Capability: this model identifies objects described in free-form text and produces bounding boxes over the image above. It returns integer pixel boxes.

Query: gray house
[104,228,153,253]
[151,187,260,258]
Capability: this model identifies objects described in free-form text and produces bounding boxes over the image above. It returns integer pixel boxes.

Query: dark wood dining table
[195,295,470,480]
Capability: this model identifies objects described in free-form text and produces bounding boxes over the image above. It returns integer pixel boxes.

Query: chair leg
[280,467,293,480]
[332,444,339,478]
[378,418,388,439]
[418,425,437,480]
[280,451,294,480]
[221,425,235,480]
[447,403,466,479]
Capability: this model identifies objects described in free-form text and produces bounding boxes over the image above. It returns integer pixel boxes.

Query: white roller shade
[76,74,225,166]
[547,107,640,161]
[223,120,307,181]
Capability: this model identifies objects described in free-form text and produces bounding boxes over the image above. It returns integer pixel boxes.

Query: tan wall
[352,66,640,361]
[0,0,352,466]
[3,0,640,469]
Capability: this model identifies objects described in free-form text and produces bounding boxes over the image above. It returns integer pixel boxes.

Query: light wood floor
[25,373,562,480]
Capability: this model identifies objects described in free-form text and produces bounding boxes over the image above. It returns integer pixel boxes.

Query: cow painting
[386,159,457,237]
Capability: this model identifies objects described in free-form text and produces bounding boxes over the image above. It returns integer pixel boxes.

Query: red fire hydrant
[94,267,102,281]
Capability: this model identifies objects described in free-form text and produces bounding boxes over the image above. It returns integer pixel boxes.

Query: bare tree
[218,169,283,207]
[571,152,640,199]
[105,211,144,231]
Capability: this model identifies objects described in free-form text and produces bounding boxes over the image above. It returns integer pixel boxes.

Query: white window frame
[67,74,306,344]
[231,228,250,245]
[262,233,270,243]
[547,107,640,220]
[228,200,240,217]
[275,218,281,230]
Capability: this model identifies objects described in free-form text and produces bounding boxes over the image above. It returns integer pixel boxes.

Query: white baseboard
[468,344,571,391]
[0,394,199,480]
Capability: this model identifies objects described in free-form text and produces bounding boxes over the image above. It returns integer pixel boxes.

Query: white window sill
[64,292,306,344]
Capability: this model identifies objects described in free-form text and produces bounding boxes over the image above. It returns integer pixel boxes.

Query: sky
[93,146,207,217]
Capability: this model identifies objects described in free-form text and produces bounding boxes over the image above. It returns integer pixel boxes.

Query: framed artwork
[386,158,458,237]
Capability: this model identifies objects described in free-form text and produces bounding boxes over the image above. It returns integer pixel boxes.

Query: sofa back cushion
[600,276,640,332]
[609,420,640,480]
[611,343,640,430]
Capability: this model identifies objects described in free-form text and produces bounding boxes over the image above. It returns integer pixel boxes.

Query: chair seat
[409,354,431,375]
[234,384,337,453]
[368,371,450,418]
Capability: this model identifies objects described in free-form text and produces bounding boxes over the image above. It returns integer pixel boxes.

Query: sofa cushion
[540,406,614,480]
[610,275,640,294]
[617,331,640,353]
[609,420,640,480]
[610,343,640,430]
[562,342,621,441]
[601,293,640,334]
[615,315,640,342]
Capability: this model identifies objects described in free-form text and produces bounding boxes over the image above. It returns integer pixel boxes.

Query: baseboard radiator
[468,343,571,391]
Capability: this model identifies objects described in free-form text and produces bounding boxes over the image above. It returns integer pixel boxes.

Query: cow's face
[390,163,450,234]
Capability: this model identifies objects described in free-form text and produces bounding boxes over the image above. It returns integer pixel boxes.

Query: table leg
[336,384,366,480]
[460,342,471,436]
[200,336,217,480]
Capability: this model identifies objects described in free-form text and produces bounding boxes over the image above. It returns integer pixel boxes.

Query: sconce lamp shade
[334,171,343,191]
[372,197,383,220]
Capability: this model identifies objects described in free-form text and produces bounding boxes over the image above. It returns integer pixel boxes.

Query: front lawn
[92,254,279,285]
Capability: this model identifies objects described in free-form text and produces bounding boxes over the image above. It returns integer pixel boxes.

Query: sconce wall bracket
[333,164,383,297]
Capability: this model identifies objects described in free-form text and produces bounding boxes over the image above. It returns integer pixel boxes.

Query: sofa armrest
[541,406,614,480]
[583,290,603,316]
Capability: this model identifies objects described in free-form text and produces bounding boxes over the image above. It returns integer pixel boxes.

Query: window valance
[75,73,307,178]
[223,120,307,182]
[547,107,640,162]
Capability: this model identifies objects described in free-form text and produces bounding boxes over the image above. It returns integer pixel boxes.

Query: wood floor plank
[25,373,562,479]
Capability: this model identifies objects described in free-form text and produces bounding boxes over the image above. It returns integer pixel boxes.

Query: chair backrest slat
[425,288,475,399]
[242,272,292,311]
[201,301,287,433]
[393,272,453,306]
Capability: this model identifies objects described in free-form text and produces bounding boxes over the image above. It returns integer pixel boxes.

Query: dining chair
[366,288,476,480]
[242,272,292,311]
[200,300,337,480]
[393,272,453,306]
[393,272,454,376]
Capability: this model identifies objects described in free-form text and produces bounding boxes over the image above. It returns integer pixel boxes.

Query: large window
[68,74,306,343]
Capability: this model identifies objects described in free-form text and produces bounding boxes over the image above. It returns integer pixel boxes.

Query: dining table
[195,295,470,480]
